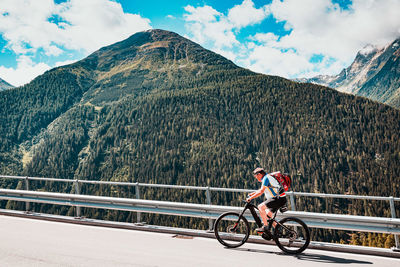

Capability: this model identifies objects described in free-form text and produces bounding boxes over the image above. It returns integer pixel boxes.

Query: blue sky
[0,0,399,86]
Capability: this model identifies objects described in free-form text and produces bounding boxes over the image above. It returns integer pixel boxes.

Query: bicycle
[214,199,310,254]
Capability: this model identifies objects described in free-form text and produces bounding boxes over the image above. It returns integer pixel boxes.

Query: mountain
[0,30,399,235]
[297,38,400,108]
[0,77,14,91]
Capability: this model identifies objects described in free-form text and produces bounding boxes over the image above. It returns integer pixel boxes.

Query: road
[0,215,399,267]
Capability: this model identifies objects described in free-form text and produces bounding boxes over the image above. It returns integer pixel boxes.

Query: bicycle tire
[273,217,310,254]
[214,212,250,248]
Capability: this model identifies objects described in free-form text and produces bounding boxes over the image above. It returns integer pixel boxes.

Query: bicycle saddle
[279,206,288,213]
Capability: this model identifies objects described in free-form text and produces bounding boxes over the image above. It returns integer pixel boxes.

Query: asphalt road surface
[0,215,399,267]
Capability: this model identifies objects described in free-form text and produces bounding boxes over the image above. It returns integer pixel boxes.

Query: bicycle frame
[239,201,263,228]
[238,201,290,235]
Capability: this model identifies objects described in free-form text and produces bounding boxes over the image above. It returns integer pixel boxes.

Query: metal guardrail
[1,189,400,234]
[0,174,399,250]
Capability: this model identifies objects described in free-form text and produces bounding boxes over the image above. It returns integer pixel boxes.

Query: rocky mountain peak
[296,37,400,108]
[83,29,236,73]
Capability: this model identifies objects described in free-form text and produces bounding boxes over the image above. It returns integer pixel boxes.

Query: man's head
[253,167,266,182]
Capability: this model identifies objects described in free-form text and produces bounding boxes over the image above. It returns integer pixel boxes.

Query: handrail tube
[1,175,399,201]
[0,175,76,183]
[79,181,209,191]
[209,187,253,193]
[0,175,26,180]
[291,192,399,202]
[133,183,207,190]
[78,180,137,187]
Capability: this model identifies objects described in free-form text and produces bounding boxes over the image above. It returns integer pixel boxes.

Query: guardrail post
[135,183,141,224]
[389,196,400,251]
[74,179,81,218]
[288,191,296,211]
[25,176,30,212]
[206,186,213,231]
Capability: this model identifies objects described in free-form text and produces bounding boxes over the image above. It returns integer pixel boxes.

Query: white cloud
[241,31,347,78]
[0,0,152,85]
[251,33,280,45]
[0,0,58,55]
[0,56,51,87]
[213,48,237,62]
[184,0,269,50]
[266,0,400,65]
[0,0,152,56]
[54,0,151,53]
[184,5,221,23]
[45,45,64,57]
[242,45,313,77]
[0,56,79,87]
[184,0,400,78]
[184,5,237,49]
[227,0,270,29]
[55,59,78,68]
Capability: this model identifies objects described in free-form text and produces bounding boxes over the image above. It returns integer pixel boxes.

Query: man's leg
[258,202,269,226]
[258,203,277,228]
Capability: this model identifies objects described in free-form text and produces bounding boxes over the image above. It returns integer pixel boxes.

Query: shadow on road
[230,247,373,265]
[292,253,373,265]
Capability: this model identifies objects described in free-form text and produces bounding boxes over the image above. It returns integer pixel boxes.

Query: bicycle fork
[231,207,251,231]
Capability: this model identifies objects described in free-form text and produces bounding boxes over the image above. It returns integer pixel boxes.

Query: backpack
[270,171,291,192]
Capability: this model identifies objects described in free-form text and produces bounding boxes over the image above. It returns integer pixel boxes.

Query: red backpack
[270,171,291,192]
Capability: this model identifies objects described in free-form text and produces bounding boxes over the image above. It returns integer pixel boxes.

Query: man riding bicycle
[215,169,310,254]
[246,167,287,233]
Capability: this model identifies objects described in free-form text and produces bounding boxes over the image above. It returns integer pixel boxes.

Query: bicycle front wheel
[273,217,310,254]
[214,212,250,248]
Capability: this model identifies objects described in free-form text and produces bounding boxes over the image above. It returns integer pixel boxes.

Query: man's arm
[246,185,266,202]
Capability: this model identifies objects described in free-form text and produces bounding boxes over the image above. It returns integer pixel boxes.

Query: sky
[0,0,400,87]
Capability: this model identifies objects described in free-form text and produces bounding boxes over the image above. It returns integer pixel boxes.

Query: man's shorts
[263,196,287,212]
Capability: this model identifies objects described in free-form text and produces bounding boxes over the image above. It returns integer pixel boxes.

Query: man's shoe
[262,231,273,240]
[255,225,267,233]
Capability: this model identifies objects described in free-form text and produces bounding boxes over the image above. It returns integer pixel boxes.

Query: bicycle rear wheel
[273,217,310,254]
[214,212,250,248]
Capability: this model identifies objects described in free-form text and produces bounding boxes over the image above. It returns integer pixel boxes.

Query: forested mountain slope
[0,29,399,221]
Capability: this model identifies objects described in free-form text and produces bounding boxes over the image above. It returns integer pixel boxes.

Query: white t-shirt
[261,174,282,200]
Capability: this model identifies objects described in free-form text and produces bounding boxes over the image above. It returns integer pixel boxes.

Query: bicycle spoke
[214,212,250,248]
[273,217,310,254]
